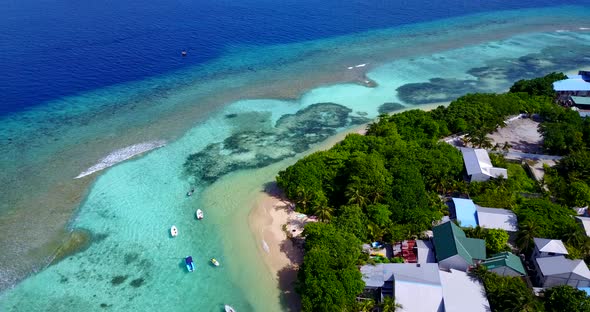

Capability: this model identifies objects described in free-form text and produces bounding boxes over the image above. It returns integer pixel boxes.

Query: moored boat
[170,225,178,237]
[196,209,204,220]
[211,258,220,266]
[187,188,195,197]
[185,256,195,272]
[224,305,236,312]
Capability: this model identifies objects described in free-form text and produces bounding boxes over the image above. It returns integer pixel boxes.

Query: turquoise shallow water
[2,5,590,311]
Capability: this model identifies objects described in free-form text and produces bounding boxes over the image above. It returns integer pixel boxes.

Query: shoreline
[2,6,590,296]
[247,104,445,310]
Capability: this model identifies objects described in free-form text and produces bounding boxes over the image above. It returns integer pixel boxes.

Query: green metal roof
[432,222,486,265]
[572,96,590,106]
[481,252,526,275]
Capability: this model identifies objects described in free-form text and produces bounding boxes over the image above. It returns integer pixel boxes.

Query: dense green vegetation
[509,72,567,97]
[543,285,590,312]
[464,227,510,254]
[297,223,364,312]
[280,72,590,311]
[473,266,542,312]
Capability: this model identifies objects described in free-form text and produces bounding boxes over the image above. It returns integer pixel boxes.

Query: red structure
[394,240,418,263]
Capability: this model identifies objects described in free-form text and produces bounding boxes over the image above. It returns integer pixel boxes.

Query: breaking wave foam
[75,140,166,179]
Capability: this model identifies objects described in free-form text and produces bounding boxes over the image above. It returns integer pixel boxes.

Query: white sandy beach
[246,103,447,310]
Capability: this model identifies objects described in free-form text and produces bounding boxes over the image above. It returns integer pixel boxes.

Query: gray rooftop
[536,256,590,279]
[416,240,436,264]
[476,206,518,232]
[360,263,441,288]
[534,238,568,255]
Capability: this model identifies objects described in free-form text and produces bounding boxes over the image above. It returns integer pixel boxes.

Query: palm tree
[346,185,368,208]
[564,228,586,248]
[380,296,402,312]
[357,299,375,312]
[313,198,334,222]
[295,186,313,213]
[516,219,540,252]
[466,130,493,149]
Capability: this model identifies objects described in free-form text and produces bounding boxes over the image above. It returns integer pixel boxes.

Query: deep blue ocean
[2,0,590,115]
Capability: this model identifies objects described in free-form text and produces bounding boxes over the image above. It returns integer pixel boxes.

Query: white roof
[577,217,590,236]
[461,147,508,179]
[360,263,441,287]
[534,238,568,255]
[396,275,444,312]
[536,256,590,280]
[439,269,490,312]
[360,264,444,312]
[476,206,518,232]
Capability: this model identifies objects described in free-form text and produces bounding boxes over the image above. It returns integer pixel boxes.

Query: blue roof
[452,198,478,228]
[553,75,590,91]
[578,287,590,296]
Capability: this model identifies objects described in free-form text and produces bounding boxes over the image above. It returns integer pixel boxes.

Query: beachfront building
[451,197,518,232]
[576,216,590,236]
[553,71,590,99]
[432,221,486,271]
[439,269,491,312]
[360,263,444,311]
[461,147,508,182]
[480,252,526,277]
[534,256,590,288]
[359,263,491,312]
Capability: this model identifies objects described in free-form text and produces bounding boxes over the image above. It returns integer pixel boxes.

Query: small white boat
[211,258,220,267]
[170,226,178,237]
[224,305,236,312]
[196,209,204,220]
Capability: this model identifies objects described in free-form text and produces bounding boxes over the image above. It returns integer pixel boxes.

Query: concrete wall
[439,255,469,272]
[542,274,590,288]
[490,267,522,277]
[470,173,490,182]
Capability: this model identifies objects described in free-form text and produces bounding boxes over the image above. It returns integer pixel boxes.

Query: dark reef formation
[184,103,370,183]
[396,42,590,105]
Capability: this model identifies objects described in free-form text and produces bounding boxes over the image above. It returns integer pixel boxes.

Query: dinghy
[185,256,195,272]
[196,209,204,220]
[224,305,236,312]
[170,226,178,237]
[211,258,220,267]
[187,188,195,197]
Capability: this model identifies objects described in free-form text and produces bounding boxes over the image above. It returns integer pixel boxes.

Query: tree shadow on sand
[277,265,301,312]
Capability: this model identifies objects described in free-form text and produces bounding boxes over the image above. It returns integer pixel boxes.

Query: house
[439,269,491,312]
[450,198,518,232]
[461,147,508,182]
[432,221,486,271]
[360,263,444,311]
[476,206,518,232]
[534,256,590,288]
[531,238,568,259]
[359,264,491,312]
[576,216,590,236]
[451,198,478,228]
[481,252,526,277]
[553,71,590,98]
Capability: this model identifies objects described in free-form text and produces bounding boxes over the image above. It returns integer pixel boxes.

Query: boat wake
[74,140,166,179]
